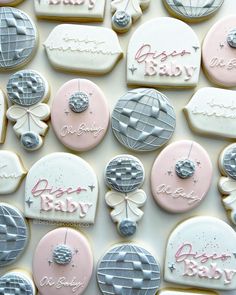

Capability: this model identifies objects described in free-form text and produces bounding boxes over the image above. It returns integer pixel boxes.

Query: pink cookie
[151,140,212,213]
[51,79,109,152]
[202,15,236,87]
[33,227,93,295]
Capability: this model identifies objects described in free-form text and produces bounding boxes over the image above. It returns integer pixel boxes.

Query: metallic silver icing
[112,10,131,29]
[69,91,89,113]
[0,272,34,295]
[118,219,137,237]
[175,159,195,179]
[53,244,73,265]
[21,132,40,150]
[227,28,236,48]
[223,145,236,180]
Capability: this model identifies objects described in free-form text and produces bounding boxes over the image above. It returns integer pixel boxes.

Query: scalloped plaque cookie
[127,17,201,88]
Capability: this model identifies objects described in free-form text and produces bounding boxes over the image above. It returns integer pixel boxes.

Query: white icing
[127,17,201,88]
[159,290,217,295]
[0,90,6,143]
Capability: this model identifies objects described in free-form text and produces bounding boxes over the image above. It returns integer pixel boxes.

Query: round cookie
[51,79,109,152]
[97,243,161,295]
[0,7,37,70]
[33,227,93,295]
[202,15,236,87]
[0,203,28,267]
[163,0,224,22]
[151,140,213,213]
[112,88,176,152]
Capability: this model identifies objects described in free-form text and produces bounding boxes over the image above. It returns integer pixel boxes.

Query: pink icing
[33,227,93,295]
[151,140,212,213]
[51,79,109,152]
[202,15,236,87]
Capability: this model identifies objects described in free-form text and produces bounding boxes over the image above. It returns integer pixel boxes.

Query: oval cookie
[51,79,109,152]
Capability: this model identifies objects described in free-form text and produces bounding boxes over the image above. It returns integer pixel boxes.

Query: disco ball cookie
[0,7,37,70]
[6,70,50,151]
[105,155,146,237]
[0,270,36,295]
[202,15,236,87]
[112,88,176,152]
[97,243,161,295]
[33,227,93,295]
[0,203,29,267]
[163,0,224,22]
[51,79,109,152]
[151,140,213,213]
[111,0,150,33]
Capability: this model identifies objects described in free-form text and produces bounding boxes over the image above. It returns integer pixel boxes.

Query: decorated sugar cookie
[24,153,98,224]
[33,227,93,295]
[165,216,236,290]
[185,87,236,139]
[158,289,218,295]
[105,155,146,237]
[202,16,236,87]
[112,88,176,152]
[0,270,36,294]
[6,70,50,151]
[111,0,150,33]
[127,17,201,88]
[97,244,160,295]
[44,24,123,74]
[163,0,224,22]
[0,90,7,143]
[34,0,106,21]
[151,140,212,213]
[0,7,37,70]
[0,150,26,194]
[51,79,109,152]
[0,203,29,267]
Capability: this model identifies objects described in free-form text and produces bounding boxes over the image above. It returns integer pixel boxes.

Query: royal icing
[6,70,50,151]
[105,155,146,237]
[151,140,212,213]
[24,153,98,224]
[111,0,150,33]
[0,203,29,267]
[0,7,37,70]
[112,88,176,152]
[34,0,105,21]
[33,227,93,295]
[158,290,218,295]
[0,90,7,143]
[165,216,236,290]
[202,15,236,87]
[127,17,201,88]
[51,79,109,152]
[184,87,236,139]
[44,24,123,74]
[97,244,160,295]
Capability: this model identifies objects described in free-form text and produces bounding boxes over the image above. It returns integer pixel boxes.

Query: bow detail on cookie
[219,177,236,224]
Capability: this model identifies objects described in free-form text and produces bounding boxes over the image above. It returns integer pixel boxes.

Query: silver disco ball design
[175,159,195,179]
[112,11,131,29]
[97,244,160,295]
[0,273,34,295]
[118,219,137,237]
[105,155,145,193]
[21,132,40,150]
[112,88,176,152]
[0,7,37,70]
[0,203,28,267]
[69,91,89,113]
[53,244,73,265]
[223,145,236,180]
[227,28,236,48]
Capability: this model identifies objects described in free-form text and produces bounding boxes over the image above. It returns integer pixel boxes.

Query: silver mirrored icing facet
[7,70,46,106]
[105,155,145,193]
[222,145,236,179]
[53,244,73,265]
[0,203,28,266]
[112,11,131,29]
[21,132,40,150]
[227,28,236,48]
[69,91,89,113]
[118,219,137,237]
[97,244,161,295]
[0,7,37,70]
[112,88,176,152]
[175,159,195,179]
[0,273,34,295]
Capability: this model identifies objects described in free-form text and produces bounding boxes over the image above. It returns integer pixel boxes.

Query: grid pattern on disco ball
[0,274,33,295]
[97,244,160,295]
[7,71,45,106]
[223,145,236,180]
[112,88,176,151]
[0,7,36,69]
[0,204,28,267]
[105,156,144,193]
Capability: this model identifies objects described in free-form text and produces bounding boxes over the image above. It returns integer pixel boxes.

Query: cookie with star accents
[33,227,93,295]
[163,0,224,22]
[24,153,98,224]
[97,243,160,295]
[0,7,37,70]
[127,17,201,88]
[202,15,236,87]
[51,79,109,152]
[0,203,29,267]
[111,88,176,152]
[165,216,236,290]
[151,140,213,213]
